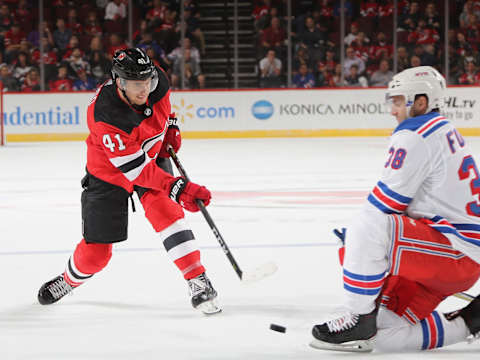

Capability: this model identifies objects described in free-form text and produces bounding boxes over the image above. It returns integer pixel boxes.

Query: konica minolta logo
[251,100,274,120]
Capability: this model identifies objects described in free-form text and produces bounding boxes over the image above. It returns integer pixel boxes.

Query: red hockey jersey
[85,68,175,193]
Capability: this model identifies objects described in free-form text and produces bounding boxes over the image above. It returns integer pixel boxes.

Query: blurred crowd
[0,0,205,92]
[1,0,480,92]
[255,0,480,88]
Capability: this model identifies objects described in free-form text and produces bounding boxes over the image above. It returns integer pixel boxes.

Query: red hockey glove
[158,113,181,158]
[168,177,211,212]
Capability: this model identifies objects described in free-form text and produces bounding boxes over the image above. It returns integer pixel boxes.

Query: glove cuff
[169,177,187,202]
[168,115,178,127]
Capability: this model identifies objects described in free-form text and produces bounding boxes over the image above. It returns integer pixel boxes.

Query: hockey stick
[454,292,475,302]
[167,146,277,283]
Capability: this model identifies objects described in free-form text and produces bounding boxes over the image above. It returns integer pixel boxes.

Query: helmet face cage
[386,66,446,114]
[112,48,158,93]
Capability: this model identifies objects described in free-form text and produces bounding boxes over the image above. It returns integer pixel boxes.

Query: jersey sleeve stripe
[368,194,403,214]
[122,156,152,181]
[109,149,144,167]
[421,121,449,138]
[118,152,147,174]
[377,181,412,203]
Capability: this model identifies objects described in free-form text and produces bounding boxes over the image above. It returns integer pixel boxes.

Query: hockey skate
[38,275,73,305]
[187,272,221,315]
[445,293,480,342]
[310,307,378,352]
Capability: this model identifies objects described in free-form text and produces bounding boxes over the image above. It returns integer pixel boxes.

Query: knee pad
[73,239,113,274]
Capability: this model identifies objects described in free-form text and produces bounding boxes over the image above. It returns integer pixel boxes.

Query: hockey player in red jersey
[37,48,220,314]
[310,66,480,352]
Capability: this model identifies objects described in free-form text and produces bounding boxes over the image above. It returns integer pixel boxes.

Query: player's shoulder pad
[93,81,138,134]
[149,66,170,104]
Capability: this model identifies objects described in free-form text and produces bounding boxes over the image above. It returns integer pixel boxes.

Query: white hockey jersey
[367,111,480,264]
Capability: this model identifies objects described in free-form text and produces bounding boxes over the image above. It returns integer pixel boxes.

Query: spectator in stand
[0,4,13,33]
[461,12,480,44]
[344,64,368,87]
[314,60,333,87]
[62,35,82,59]
[447,44,463,84]
[27,21,54,49]
[133,19,150,45]
[323,48,337,73]
[66,8,83,35]
[53,18,73,55]
[458,60,480,85]
[49,63,73,91]
[369,59,393,87]
[0,63,19,92]
[260,17,286,58]
[298,16,326,61]
[455,32,473,59]
[378,0,393,18]
[331,63,344,87]
[369,32,392,63]
[420,44,438,67]
[136,32,164,59]
[344,22,360,46]
[67,47,91,77]
[293,63,315,88]
[360,1,378,18]
[87,35,104,57]
[13,0,32,30]
[351,32,370,64]
[259,49,282,88]
[4,23,26,63]
[73,68,97,91]
[399,1,421,30]
[253,0,272,31]
[153,8,177,54]
[344,46,365,76]
[184,5,205,56]
[88,50,110,85]
[171,48,205,89]
[293,46,313,74]
[145,46,169,71]
[396,46,410,72]
[146,0,168,29]
[409,19,440,46]
[107,33,128,60]
[31,37,58,82]
[410,54,421,67]
[168,38,201,65]
[105,0,127,21]
[84,10,103,37]
[459,0,480,29]
[12,51,31,85]
[21,68,40,92]
[424,2,440,32]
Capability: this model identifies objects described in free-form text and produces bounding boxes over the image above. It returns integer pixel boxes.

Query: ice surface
[1,138,479,359]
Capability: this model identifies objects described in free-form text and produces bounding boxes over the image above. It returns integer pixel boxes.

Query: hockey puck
[270,324,286,333]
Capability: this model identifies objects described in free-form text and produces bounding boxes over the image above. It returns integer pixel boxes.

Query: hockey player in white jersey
[310,66,480,352]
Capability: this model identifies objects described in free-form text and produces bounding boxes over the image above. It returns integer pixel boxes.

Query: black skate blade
[309,337,375,353]
[241,262,278,284]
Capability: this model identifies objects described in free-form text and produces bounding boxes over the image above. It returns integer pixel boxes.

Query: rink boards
[2,87,480,142]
